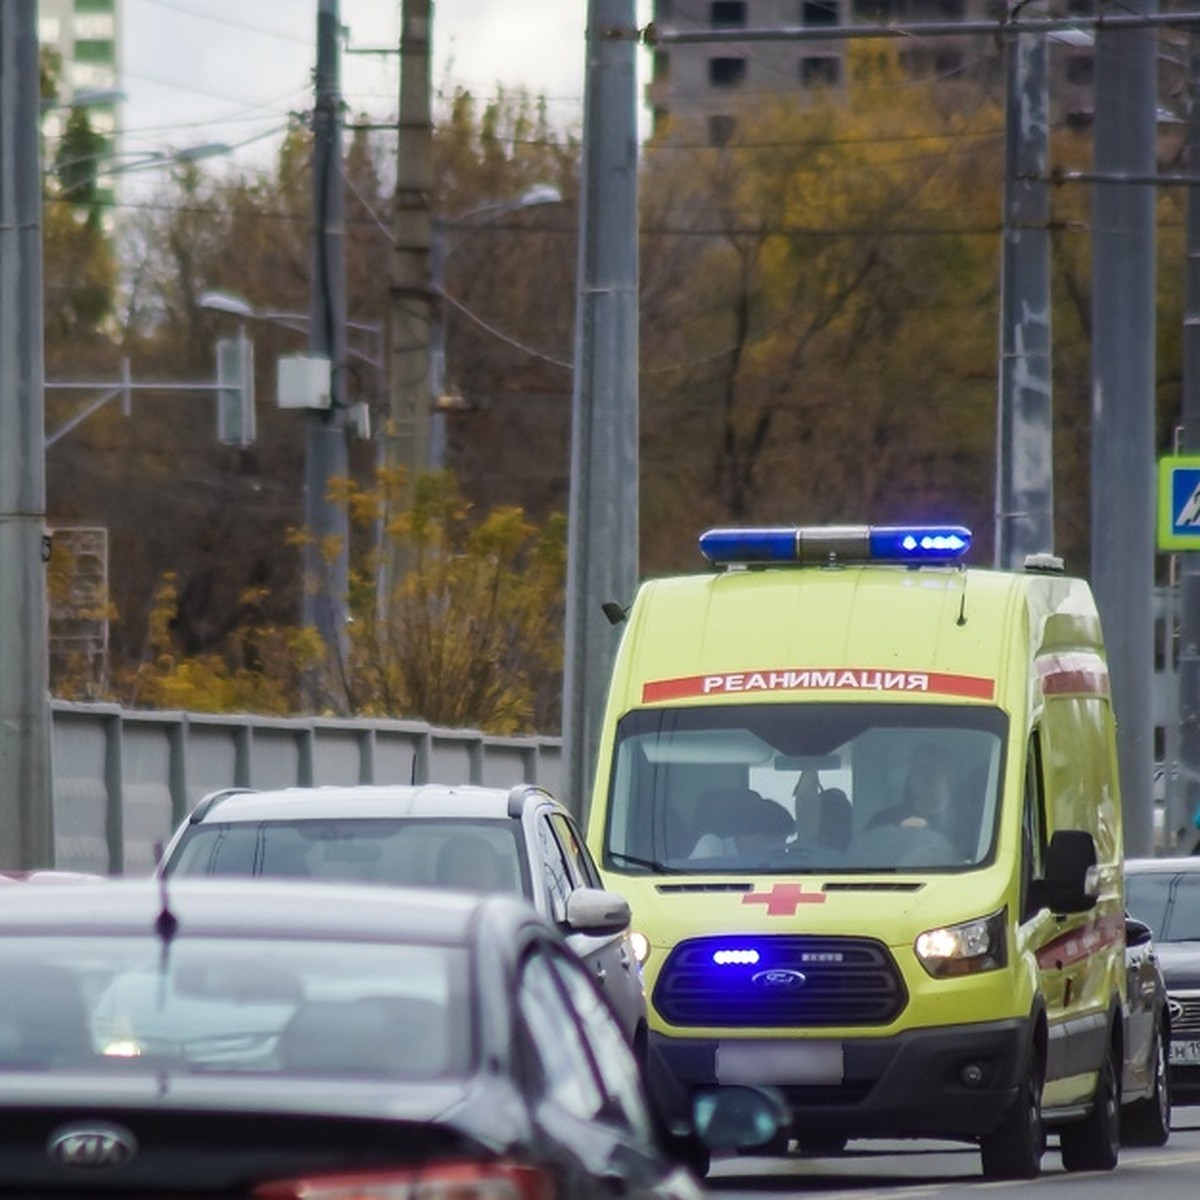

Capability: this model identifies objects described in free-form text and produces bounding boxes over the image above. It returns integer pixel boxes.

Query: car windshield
[603,702,1007,873]
[0,935,472,1079]
[1126,871,1200,942]
[169,818,527,895]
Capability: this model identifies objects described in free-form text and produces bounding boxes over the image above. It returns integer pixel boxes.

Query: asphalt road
[705,1106,1200,1197]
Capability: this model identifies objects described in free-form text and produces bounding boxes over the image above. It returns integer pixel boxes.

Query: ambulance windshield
[603,703,1008,873]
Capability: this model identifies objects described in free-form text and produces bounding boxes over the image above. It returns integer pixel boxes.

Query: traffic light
[216,332,255,447]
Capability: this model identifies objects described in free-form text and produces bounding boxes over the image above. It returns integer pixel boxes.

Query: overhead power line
[133,0,314,46]
[650,9,1200,44]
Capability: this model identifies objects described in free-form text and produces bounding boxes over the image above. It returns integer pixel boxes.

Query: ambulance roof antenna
[956,573,968,627]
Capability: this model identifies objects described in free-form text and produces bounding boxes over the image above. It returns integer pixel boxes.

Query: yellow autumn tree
[639,43,1007,565]
[338,469,566,733]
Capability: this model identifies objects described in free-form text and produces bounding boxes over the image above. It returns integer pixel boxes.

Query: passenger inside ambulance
[688,788,795,862]
[851,739,984,865]
[867,743,957,838]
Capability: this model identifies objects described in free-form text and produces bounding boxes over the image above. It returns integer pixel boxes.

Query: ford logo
[751,968,807,990]
[47,1123,137,1170]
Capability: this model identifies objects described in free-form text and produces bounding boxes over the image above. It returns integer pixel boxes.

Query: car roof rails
[507,783,552,819]
[188,786,258,824]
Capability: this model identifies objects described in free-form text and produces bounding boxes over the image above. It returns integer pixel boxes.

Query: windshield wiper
[606,850,683,874]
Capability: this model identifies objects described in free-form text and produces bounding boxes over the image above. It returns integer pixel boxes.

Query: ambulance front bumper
[651,1017,1030,1141]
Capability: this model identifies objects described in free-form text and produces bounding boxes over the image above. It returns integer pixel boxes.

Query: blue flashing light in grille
[699,524,972,566]
[712,948,761,966]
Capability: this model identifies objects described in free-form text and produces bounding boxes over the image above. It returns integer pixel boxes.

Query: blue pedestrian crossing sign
[1159,455,1200,550]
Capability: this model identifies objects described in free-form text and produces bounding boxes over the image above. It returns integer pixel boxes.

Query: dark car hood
[0,1072,530,1193]
[1151,942,1200,990]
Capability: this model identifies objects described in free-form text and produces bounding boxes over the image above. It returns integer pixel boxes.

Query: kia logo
[752,968,806,990]
[47,1123,137,1170]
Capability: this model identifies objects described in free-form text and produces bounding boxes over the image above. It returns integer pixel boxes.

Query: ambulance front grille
[652,935,906,1028]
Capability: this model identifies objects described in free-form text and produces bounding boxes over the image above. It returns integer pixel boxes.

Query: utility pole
[306,0,351,678]
[1090,0,1158,858]
[994,5,1053,568]
[0,2,54,867]
[1176,33,1200,851]
[381,0,434,605]
[562,0,641,818]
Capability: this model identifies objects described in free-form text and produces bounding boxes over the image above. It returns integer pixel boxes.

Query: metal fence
[52,589,1174,874]
[50,701,563,877]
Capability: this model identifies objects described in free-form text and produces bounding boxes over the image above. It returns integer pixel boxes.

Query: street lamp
[429,185,565,468]
[108,142,233,176]
[199,289,254,320]
[39,86,126,115]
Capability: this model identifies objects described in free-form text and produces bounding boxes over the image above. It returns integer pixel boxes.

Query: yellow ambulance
[586,524,1133,1179]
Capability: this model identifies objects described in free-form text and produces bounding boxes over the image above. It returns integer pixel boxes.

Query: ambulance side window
[1021,731,1048,920]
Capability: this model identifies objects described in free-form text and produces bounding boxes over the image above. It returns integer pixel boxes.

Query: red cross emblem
[742,883,827,916]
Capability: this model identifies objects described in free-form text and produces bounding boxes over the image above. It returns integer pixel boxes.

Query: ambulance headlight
[914,909,1007,978]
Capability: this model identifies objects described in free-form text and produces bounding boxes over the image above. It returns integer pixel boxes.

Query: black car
[158,782,647,1048]
[1126,856,1200,1104]
[0,878,782,1195]
[1122,913,1172,1145]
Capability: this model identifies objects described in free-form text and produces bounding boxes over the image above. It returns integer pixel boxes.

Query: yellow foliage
[343,471,566,732]
[57,471,565,734]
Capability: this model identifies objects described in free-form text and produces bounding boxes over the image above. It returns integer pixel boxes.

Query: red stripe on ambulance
[642,667,996,704]
[1035,652,1110,698]
[1035,911,1124,970]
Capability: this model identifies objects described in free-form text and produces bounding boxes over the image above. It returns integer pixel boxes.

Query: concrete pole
[306,0,351,677]
[1176,33,1200,852]
[562,0,640,818]
[429,219,447,470]
[381,0,434,604]
[1090,0,1159,858]
[0,2,54,867]
[994,7,1053,568]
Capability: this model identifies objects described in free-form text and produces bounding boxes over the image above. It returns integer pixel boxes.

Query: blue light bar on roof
[697,528,799,563]
[698,524,972,566]
[869,526,973,561]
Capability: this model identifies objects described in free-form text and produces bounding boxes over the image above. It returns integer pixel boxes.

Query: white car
[158,782,648,1051]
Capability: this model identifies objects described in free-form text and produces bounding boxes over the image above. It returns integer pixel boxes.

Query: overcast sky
[119,0,650,177]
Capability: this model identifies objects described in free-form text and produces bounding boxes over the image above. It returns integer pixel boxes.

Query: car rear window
[169,818,526,896]
[0,936,472,1080]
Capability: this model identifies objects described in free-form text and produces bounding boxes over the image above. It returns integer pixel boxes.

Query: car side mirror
[562,887,631,936]
[1125,915,1153,949]
[690,1084,790,1151]
[1027,829,1099,915]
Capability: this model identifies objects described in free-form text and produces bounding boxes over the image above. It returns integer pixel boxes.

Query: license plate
[1170,1039,1200,1065]
[716,1039,843,1085]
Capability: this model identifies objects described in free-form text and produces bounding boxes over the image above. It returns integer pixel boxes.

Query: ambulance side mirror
[1028,829,1099,915]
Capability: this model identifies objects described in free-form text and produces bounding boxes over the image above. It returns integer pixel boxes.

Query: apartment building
[647,0,1103,141]
[39,0,122,169]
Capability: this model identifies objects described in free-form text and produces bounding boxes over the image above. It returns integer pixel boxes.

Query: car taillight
[254,1161,556,1200]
